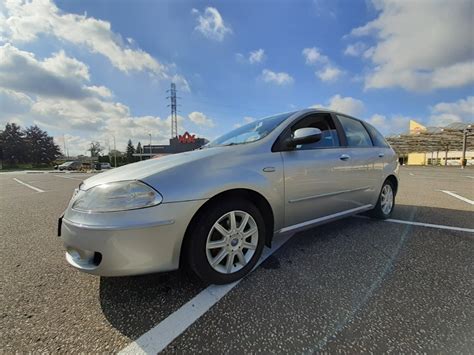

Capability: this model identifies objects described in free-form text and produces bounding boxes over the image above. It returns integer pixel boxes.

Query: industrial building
[387,120,473,166]
[137,132,208,159]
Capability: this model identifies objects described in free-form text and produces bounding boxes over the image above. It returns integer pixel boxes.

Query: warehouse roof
[386,122,473,154]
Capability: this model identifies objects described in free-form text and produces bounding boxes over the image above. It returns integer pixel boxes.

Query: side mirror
[286,127,322,148]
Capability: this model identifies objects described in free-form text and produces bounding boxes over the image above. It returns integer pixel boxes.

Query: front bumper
[59,199,206,277]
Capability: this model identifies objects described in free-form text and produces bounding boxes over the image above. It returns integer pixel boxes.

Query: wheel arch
[385,174,398,196]
[179,188,275,268]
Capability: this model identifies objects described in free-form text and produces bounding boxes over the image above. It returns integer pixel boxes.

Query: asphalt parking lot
[1,166,473,353]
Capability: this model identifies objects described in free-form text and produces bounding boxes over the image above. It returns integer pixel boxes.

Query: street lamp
[461,124,472,169]
[113,135,117,168]
[148,133,152,159]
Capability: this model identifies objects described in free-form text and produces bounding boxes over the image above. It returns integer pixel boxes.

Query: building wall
[407,153,426,165]
[407,151,474,166]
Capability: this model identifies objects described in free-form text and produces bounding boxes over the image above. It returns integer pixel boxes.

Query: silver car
[59,109,399,284]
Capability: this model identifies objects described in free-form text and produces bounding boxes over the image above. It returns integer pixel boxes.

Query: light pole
[113,135,117,168]
[461,125,472,169]
[63,134,68,159]
[148,133,152,159]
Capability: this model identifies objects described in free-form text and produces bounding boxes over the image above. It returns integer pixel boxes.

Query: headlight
[72,181,162,213]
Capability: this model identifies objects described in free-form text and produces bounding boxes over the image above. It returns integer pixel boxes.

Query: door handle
[378,153,385,158]
[340,154,351,161]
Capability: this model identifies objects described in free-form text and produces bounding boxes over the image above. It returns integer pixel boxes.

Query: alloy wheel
[380,184,394,215]
[205,210,259,274]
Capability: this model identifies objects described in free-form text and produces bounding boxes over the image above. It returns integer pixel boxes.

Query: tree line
[0,123,61,167]
[0,122,147,168]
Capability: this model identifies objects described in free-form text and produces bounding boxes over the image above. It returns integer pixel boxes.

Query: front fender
[142,151,285,231]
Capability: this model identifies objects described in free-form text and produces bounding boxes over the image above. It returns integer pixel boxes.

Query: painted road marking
[356,215,474,233]
[12,178,45,193]
[464,176,474,179]
[385,218,474,233]
[440,190,474,206]
[52,174,84,181]
[119,232,294,355]
[408,172,415,176]
[120,214,473,354]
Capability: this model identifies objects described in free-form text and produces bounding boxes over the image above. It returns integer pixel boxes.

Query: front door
[279,113,368,228]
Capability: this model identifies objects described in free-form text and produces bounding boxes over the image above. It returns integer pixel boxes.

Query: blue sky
[0,0,473,155]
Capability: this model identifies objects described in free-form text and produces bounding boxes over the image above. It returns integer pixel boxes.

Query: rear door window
[337,115,373,147]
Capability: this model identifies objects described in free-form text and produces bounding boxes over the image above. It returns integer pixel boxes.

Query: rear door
[334,114,380,206]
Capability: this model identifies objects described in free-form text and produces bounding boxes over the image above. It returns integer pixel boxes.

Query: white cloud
[192,7,232,41]
[236,49,266,64]
[0,0,173,78]
[302,47,328,65]
[312,95,365,116]
[261,69,294,86]
[0,44,105,100]
[0,43,199,156]
[54,134,93,157]
[42,50,90,81]
[302,46,343,82]
[316,66,343,82]
[86,85,113,98]
[367,114,412,135]
[0,88,33,114]
[344,42,367,57]
[31,97,129,131]
[249,49,265,64]
[429,96,474,126]
[350,0,474,91]
[188,111,215,127]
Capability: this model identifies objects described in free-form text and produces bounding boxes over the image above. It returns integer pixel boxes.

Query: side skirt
[276,204,373,235]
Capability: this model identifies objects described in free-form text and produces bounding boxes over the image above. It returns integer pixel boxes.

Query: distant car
[58,161,82,171]
[100,162,112,170]
[59,109,399,284]
[446,160,461,166]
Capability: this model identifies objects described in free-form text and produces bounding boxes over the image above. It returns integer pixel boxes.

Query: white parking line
[408,172,415,176]
[52,174,84,181]
[12,178,45,193]
[120,215,473,354]
[439,190,474,206]
[385,218,474,233]
[464,176,474,179]
[119,232,294,355]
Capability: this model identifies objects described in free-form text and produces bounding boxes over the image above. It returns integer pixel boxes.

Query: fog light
[66,247,99,270]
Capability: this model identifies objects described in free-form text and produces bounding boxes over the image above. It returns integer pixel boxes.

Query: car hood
[80,147,227,190]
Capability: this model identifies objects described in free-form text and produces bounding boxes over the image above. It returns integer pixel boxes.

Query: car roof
[292,108,363,121]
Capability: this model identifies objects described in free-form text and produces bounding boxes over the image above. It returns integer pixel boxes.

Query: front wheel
[186,200,265,284]
[369,180,395,219]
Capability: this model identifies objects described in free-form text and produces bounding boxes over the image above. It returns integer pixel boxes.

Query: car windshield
[207,112,294,147]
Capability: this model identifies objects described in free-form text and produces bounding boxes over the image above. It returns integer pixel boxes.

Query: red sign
[178,132,196,144]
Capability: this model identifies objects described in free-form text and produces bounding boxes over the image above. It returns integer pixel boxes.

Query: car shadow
[99,203,473,341]
[99,270,206,339]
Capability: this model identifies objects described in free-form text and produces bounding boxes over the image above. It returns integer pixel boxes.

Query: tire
[186,199,265,284]
[369,180,395,219]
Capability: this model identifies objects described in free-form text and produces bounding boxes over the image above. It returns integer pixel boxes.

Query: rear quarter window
[364,123,390,148]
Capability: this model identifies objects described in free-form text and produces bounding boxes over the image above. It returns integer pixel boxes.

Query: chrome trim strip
[288,186,371,204]
[62,218,175,231]
[278,204,373,233]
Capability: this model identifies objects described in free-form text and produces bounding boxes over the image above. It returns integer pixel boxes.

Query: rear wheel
[369,180,395,219]
[186,200,265,284]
